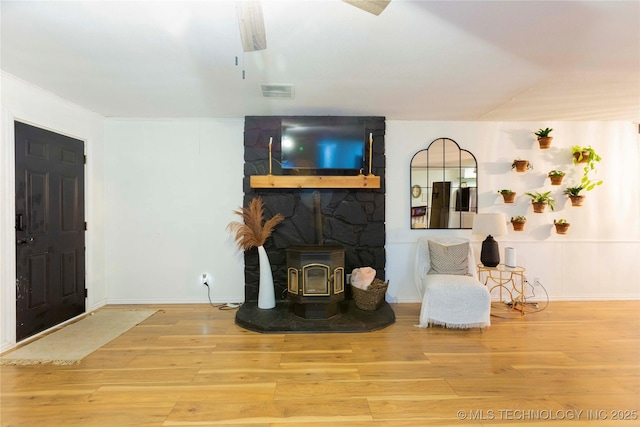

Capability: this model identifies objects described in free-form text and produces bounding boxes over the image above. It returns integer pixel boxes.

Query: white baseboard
[106,298,245,305]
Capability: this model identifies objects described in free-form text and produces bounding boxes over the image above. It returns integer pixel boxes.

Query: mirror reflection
[410,138,477,229]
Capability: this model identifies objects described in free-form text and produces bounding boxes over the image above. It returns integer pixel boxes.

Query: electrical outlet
[534,277,540,286]
[201,273,208,286]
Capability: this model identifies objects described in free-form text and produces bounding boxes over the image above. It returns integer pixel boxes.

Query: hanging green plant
[572,145,601,165]
[571,145,603,191]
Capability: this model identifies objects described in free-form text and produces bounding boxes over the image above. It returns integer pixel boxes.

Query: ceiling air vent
[261,84,295,99]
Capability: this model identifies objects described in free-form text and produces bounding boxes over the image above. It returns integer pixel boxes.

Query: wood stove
[287,245,345,319]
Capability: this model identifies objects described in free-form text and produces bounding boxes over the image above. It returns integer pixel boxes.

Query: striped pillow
[427,241,470,276]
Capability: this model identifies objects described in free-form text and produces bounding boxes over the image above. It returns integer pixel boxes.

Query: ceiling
[2,0,639,121]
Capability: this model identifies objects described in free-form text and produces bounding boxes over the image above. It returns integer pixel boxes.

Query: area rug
[0,308,156,366]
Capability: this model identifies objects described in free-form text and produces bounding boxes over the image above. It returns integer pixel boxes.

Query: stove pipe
[313,191,323,245]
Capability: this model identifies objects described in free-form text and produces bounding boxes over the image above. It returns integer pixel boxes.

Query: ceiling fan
[342,1,391,16]
[237,0,391,52]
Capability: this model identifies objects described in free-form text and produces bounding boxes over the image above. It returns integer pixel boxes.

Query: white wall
[0,72,106,350]
[103,119,640,305]
[103,119,245,303]
[385,121,640,302]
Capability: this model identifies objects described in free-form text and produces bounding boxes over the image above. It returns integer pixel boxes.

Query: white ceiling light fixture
[261,84,295,99]
[237,1,267,52]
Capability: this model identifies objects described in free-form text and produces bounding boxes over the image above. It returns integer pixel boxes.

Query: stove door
[302,264,330,296]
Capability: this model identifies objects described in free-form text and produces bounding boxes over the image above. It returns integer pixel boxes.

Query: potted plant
[572,145,601,165]
[554,218,570,234]
[510,216,526,231]
[548,170,565,185]
[535,127,553,149]
[564,185,586,206]
[512,158,532,172]
[498,189,516,203]
[525,191,555,213]
[570,146,604,193]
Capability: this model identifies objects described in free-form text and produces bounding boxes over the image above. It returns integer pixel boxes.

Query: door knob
[16,236,34,245]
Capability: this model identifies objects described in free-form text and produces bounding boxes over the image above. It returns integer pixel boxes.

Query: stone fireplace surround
[235,116,395,332]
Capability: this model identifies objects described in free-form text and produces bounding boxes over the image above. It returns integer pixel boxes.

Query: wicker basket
[351,278,389,311]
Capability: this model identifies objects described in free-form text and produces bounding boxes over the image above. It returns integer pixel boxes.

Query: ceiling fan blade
[343,0,391,16]
[237,1,267,52]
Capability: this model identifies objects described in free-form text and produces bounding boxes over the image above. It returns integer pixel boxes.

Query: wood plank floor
[1,301,639,426]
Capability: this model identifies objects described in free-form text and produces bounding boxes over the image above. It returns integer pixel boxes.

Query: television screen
[281,117,365,173]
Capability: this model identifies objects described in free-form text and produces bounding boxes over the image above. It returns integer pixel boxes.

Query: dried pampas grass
[227,197,284,251]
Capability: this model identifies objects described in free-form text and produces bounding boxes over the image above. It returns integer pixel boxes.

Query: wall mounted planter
[500,191,516,203]
[513,160,531,172]
[554,222,570,234]
[569,195,585,206]
[532,202,547,213]
[549,175,565,185]
[550,176,563,185]
[538,136,553,149]
[534,128,553,149]
[573,151,590,163]
[511,220,525,231]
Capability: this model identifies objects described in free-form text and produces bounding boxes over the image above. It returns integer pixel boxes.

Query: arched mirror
[410,138,477,229]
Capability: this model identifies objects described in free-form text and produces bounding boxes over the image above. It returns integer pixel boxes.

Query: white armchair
[414,236,490,329]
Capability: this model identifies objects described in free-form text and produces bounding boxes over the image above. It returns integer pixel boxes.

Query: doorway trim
[1,112,91,351]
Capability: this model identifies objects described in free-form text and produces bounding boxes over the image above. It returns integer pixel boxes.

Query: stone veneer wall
[242,116,386,303]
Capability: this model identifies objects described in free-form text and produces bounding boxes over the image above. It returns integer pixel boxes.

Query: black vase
[480,235,500,267]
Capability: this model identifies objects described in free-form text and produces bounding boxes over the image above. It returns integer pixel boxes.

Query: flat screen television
[281,117,366,175]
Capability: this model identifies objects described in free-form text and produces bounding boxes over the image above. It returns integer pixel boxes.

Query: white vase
[257,245,276,309]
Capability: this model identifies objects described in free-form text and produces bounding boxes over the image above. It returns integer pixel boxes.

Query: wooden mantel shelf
[250,175,380,189]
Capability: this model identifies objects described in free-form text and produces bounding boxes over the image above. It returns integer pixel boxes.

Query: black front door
[14,122,86,341]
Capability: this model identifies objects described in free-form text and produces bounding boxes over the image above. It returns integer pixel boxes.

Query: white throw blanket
[414,236,490,329]
[417,274,491,328]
